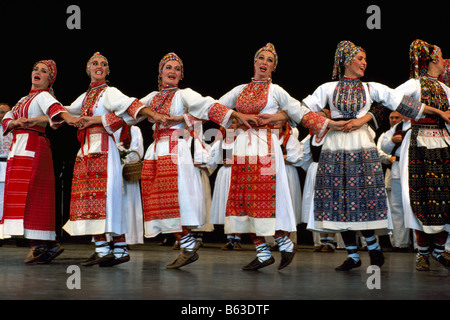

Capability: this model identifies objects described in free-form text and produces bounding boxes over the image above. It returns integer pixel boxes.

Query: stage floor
[0,241,448,301]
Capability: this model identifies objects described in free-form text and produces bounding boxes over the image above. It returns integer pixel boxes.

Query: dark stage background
[1,1,449,242]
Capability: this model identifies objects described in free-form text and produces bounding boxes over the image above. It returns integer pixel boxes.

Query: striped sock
[418,246,430,257]
[180,233,196,251]
[274,234,294,253]
[365,235,381,251]
[432,243,445,260]
[346,246,360,262]
[255,243,272,263]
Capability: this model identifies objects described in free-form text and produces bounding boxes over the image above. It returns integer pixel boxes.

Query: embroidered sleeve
[208,103,233,127]
[47,103,67,128]
[102,113,127,135]
[127,99,146,121]
[300,111,329,142]
[396,96,424,121]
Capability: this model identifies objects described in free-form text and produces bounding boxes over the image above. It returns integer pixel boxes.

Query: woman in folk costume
[1,59,79,264]
[300,40,450,271]
[114,123,145,245]
[393,40,450,271]
[133,53,257,269]
[63,52,165,267]
[217,43,348,271]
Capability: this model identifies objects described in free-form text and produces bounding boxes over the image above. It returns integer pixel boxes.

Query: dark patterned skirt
[401,123,450,234]
[313,126,391,232]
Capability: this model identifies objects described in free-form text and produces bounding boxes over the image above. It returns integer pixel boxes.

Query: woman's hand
[9,117,29,129]
[256,112,287,127]
[232,111,259,129]
[440,110,450,124]
[60,112,81,127]
[78,116,102,129]
[342,114,372,132]
[165,114,185,127]
[327,119,351,131]
[423,105,450,124]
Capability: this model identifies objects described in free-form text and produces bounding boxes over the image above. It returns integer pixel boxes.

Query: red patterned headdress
[86,52,110,77]
[158,52,184,90]
[33,59,57,97]
[254,43,279,71]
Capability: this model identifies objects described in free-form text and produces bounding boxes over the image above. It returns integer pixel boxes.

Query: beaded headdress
[254,43,278,71]
[409,39,442,79]
[86,52,110,77]
[332,41,363,80]
[33,59,57,97]
[158,52,184,90]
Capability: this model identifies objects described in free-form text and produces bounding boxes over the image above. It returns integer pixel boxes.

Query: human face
[0,104,10,121]
[89,57,109,82]
[161,60,182,88]
[344,51,367,79]
[254,51,275,80]
[389,111,402,127]
[429,52,445,77]
[31,63,51,90]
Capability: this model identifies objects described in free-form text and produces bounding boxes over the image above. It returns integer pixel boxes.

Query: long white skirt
[210,166,231,225]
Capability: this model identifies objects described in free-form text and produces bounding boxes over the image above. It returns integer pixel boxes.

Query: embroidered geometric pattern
[314,148,388,224]
[301,112,327,138]
[226,155,276,219]
[406,76,450,227]
[12,90,43,119]
[147,87,177,116]
[141,156,180,222]
[397,96,423,121]
[70,153,108,221]
[332,78,367,119]
[104,113,126,133]
[408,126,450,227]
[235,79,271,114]
[81,83,107,116]
[208,103,230,125]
